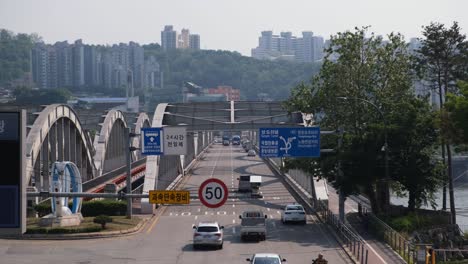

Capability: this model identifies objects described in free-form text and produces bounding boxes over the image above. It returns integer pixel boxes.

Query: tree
[390,97,442,211]
[93,215,113,229]
[284,26,441,215]
[416,21,467,224]
[0,29,37,85]
[445,81,468,143]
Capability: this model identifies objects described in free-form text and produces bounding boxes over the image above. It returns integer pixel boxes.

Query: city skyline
[0,0,467,56]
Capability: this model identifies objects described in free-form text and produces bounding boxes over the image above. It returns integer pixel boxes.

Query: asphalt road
[0,144,354,264]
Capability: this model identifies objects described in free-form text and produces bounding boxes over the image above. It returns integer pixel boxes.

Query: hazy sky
[0,0,466,56]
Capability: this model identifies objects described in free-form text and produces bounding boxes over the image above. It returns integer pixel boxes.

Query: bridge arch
[25,104,96,191]
[93,109,128,176]
[132,112,151,161]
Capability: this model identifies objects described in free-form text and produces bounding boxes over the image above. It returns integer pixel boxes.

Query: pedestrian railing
[360,206,416,263]
[316,200,370,264]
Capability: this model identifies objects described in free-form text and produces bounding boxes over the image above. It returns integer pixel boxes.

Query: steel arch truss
[132,113,150,161]
[93,109,128,176]
[25,104,96,191]
[160,101,303,131]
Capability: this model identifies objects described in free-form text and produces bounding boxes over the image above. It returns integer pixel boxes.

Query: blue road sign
[259,127,320,158]
[141,127,163,155]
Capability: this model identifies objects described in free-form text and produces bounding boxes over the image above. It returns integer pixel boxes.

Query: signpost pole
[125,127,132,219]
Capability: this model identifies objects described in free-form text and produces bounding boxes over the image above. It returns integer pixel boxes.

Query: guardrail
[262,155,367,263]
[315,199,370,263]
[360,204,416,263]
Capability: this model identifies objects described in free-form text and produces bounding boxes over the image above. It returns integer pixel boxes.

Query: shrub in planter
[81,200,126,216]
[93,215,113,229]
[33,203,52,217]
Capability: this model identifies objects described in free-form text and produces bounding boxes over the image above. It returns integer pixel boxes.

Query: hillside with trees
[143,44,321,100]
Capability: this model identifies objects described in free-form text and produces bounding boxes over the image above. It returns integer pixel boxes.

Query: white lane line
[277,211,280,214]
[233,211,235,215]
[205,211,208,215]
[197,208,201,212]
[232,204,235,207]
[232,226,236,234]
[267,208,270,211]
[195,215,198,220]
[232,219,236,224]
[270,214,273,219]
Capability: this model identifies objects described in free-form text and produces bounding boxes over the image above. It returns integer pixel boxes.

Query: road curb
[1,217,149,240]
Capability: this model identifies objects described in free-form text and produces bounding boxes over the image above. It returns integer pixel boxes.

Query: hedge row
[33,200,127,217]
[27,226,101,234]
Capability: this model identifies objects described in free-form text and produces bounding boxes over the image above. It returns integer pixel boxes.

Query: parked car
[246,253,287,263]
[281,203,306,224]
[192,222,224,249]
[248,149,256,156]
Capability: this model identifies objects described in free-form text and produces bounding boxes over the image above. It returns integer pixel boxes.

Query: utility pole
[125,127,132,219]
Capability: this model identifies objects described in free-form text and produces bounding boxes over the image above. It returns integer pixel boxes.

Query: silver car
[246,253,287,264]
[192,222,224,249]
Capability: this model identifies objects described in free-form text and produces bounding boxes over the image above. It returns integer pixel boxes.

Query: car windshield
[253,257,281,264]
[197,226,218,232]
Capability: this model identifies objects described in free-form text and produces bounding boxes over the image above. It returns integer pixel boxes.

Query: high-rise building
[31,44,46,89]
[72,39,85,87]
[54,41,73,88]
[312,36,324,62]
[161,25,177,51]
[144,55,160,89]
[178,29,190,49]
[84,45,100,87]
[31,43,57,89]
[189,34,200,50]
[252,30,324,62]
[129,42,144,89]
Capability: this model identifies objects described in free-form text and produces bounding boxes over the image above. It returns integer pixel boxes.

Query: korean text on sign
[148,190,190,204]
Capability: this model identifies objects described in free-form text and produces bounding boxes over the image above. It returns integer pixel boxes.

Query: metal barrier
[360,206,416,263]
[316,199,369,264]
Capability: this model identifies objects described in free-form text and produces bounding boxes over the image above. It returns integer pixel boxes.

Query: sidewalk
[327,188,406,264]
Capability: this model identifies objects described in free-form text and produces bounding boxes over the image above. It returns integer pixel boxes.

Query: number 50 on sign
[198,178,228,208]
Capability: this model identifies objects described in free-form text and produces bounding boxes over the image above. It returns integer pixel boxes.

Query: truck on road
[239,210,267,241]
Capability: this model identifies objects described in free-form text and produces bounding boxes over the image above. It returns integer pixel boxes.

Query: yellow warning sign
[149,190,190,204]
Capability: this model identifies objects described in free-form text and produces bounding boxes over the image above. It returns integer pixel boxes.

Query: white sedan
[281,204,306,224]
[246,253,286,264]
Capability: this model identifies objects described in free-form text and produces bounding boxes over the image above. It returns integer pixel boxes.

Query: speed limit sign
[198,178,229,208]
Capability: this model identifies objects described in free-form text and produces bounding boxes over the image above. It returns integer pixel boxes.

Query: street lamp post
[337,97,390,211]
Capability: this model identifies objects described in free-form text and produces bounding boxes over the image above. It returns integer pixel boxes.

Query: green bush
[93,215,113,229]
[33,203,52,217]
[81,200,126,217]
[26,226,101,234]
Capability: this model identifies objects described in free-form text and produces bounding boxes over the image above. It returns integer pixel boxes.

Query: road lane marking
[277,211,280,214]
[232,219,236,224]
[197,208,201,212]
[232,204,235,207]
[195,215,198,220]
[181,212,191,216]
[146,206,168,234]
[267,208,270,211]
